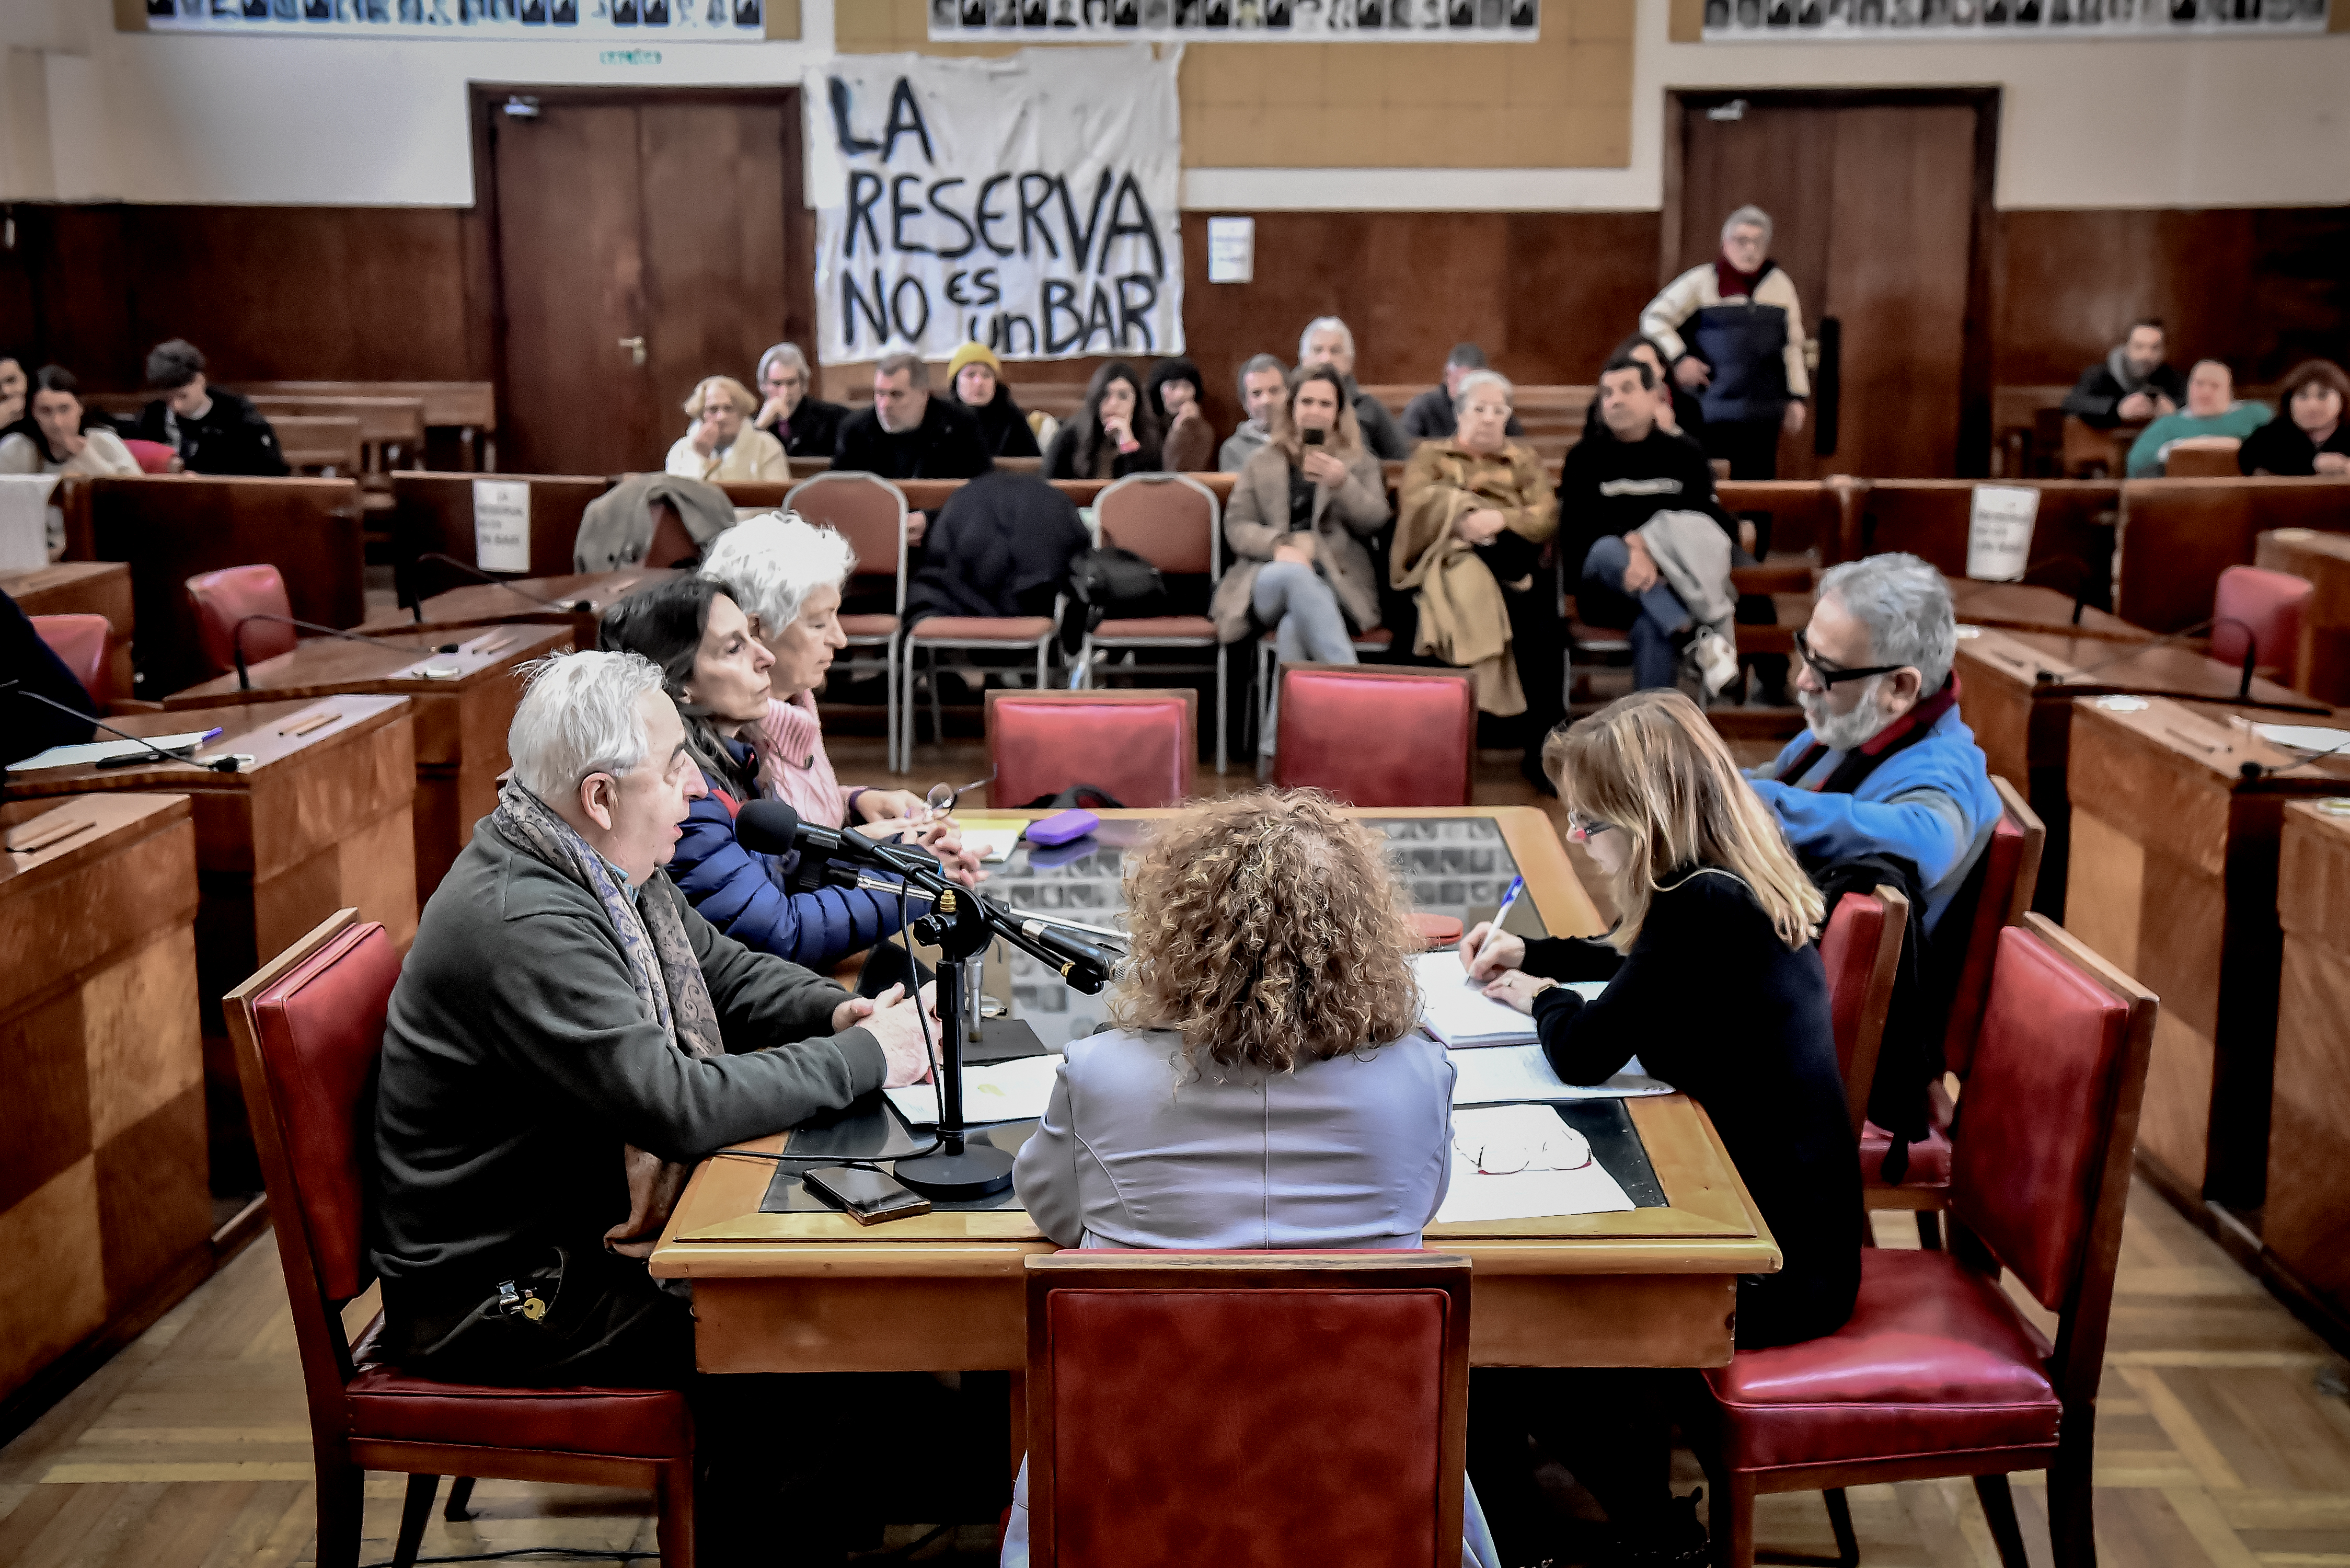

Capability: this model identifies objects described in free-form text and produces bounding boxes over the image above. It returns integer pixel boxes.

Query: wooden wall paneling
[2116,478,2350,633]
[393,473,616,595]
[1860,480,2120,603]
[2267,801,2350,1320]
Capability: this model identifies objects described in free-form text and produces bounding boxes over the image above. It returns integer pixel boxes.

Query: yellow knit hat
[946,341,1002,380]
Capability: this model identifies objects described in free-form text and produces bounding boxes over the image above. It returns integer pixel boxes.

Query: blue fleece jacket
[1747,704,2003,934]
[667,740,905,972]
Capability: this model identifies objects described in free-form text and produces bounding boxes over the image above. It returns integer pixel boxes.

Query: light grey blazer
[1011,1027,1456,1251]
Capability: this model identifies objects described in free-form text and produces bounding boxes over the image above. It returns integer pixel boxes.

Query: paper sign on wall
[1206,216,1255,283]
[1965,486,2038,582]
[473,480,531,575]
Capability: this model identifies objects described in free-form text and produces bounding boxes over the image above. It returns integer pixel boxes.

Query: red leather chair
[1818,885,1907,1142]
[1696,914,2156,1568]
[1081,474,1227,772]
[986,688,1196,809]
[1864,777,2045,1246]
[1272,664,1474,807]
[186,563,296,677]
[30,612,113,706]
[2213,564,2313,686]
[225,911,694,1568]
[123,437,178,474]
[786,471,909,771]
[1023,1249,1470,1567]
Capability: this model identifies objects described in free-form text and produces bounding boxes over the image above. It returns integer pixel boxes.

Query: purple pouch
[1026,808,1099,846]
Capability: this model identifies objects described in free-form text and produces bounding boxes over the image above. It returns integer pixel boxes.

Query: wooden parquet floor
[2,1185,2343,1567]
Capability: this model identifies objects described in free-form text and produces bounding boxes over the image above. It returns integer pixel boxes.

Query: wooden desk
[2115,477,2350,633]
[1859,482,2122,609]
[1946,579,2145,642]
[650,808,1778,1386]
[2060,697,2350,1213]
[5,697,417,1192]
[162,625,571,897]
[2267,799,2350,1321]
[393,472,614,595]
[2,560,135,701]
[354,569,682,649]
[2255,528,2350,705]
[0,794,204,1409]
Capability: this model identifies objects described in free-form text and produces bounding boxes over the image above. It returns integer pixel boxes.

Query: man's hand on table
[831,982,939,1087]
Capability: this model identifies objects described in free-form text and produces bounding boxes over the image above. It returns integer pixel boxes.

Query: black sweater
[129,389,290,476]
[1556,423,1735,563]
[1524,869,1859,1348]
[833,397,994,481]
[2238,417,2350,476]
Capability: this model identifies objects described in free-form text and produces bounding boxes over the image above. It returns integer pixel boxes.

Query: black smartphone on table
[802,1165,933,1225]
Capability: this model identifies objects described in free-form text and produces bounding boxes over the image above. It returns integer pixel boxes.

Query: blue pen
[1473,875,1525,966]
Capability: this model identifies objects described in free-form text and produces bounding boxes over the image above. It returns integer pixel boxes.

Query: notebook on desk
[1412,951,1606,1048]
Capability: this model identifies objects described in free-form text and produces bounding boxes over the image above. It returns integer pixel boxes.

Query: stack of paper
[947,816,1029,864]
[1412,951,1539,1047]
[6,732,221,773]
[1435,1104,1634,1223]
[885,1053,1064,1127]
[1447,1045,1672,1107]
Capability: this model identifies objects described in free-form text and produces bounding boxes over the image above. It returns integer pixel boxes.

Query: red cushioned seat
[1091,615,1217,640]
[30,613,112,706]
[1861,1119,1953,1187]
[986,689,1195,809]
[1819,887,1906,1139]
[911,615,1056,641]
[2213,564,2312,682]
[1272,663,1474,806]
[186,563,296,676]
[347,1364,692,1459]
[124,437,177,474]
[837,612,898,639]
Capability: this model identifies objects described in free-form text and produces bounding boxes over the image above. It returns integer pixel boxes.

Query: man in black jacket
[128,340,290,476]
[2061,318,2185,430]
[832,352,993,548]
[1400,341,1527,442]
[751,340,849,458]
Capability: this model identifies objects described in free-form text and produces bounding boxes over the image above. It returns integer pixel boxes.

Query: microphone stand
[2032,614,2325,717]
[229,615,459,692]
[414,553,595,617]
[2,682,243,778]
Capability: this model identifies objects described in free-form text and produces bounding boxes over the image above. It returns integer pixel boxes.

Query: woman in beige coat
[664,375,788,483]
[1210,364,1390,671]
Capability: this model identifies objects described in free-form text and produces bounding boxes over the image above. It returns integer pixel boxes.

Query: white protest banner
[473,480,532,574]
[1965,485,2039,581]
[807,47,1183,364]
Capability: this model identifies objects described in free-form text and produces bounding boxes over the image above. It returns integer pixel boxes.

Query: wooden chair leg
[656,1454,697,1568]
[313,1450,366,1568]
[1974,1473,2032,1568]
[1915,1210,1944,1250]
[1823,1488,1860,1567]
[2047,1410,2100,1568]
[444,1475,477,1521]
[1715,1471,1759,1568]
[392,1473,441,1568]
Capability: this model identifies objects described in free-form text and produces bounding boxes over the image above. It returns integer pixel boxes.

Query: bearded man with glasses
[1745,551,2003,935]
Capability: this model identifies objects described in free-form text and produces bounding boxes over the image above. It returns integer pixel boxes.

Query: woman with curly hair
[1005,789,1498,1566]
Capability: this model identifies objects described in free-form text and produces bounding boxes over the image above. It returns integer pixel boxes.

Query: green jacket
[2126,402,2271,478]
[372,815,885,1305]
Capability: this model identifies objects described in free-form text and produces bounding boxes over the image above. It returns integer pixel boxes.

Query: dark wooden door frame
[1661,87,2002,478]
[462,84,814,471]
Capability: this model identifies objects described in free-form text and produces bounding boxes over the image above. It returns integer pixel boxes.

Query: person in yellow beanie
[943,340,1042,459]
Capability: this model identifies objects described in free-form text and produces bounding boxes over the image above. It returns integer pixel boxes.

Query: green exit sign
[600,48,663,64]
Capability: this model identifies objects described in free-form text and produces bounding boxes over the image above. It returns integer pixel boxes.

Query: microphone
[415,553,594,614]
[2,681,242,775]
[2035,614,2257,695]
[735,798,848,862]
[228,614,460,691]
[1000,918,1111,991]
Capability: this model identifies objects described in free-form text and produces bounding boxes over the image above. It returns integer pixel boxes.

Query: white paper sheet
[947,817,1028,864]
[5,731,222,773]
[1446,1043,1673,1107]
[1436,1105,1634,1223]
[1413,951,1540,1047]
[1966,485,2039,582]
[0,474,59,571]
[885,1053,1064,1128]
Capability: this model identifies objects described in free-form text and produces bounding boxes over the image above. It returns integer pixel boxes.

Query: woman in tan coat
[1211,365,1391,673]
[1393,370,1563,784]
[664,375,788,483]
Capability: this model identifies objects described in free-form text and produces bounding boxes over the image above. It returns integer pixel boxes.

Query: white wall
[4,0,2346,210]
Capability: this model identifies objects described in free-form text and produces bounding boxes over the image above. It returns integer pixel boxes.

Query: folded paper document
[885,1053,1064,1127]
[1447,1044,1672,1107]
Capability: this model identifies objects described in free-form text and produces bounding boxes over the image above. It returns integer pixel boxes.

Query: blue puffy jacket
[666,738,906,971]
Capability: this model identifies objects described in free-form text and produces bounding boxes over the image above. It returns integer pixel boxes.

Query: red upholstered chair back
[123,437,177,475]
[1272,664,1474,807]
[986,688,1196,809]
[1948,917,2154,1374]
[1095,472,1219,576]
[2212,564,2312,678]
[31,613,112,706]
[786,471,909,613]
[1942,778,2044,1079]
[187,563,296,675]
[1818,886,1905,1140]
[1025,1251,1470,1568]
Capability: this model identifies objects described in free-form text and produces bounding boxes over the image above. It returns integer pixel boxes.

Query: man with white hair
[373,649,935,1392]
[1298,315,1413,460]
[1747,553,2002,933]
[1639,205,1811,479]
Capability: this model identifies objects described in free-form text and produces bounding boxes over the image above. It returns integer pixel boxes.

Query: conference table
[650,807,1781,1432]
[1945,578,2145,642]
[2255,528,2350,704]
[355,567,682,649]
[2266,799,2350,1323]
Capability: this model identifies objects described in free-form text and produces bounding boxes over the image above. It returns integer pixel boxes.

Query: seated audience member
[1043,359,1163,479]
[0,365,142,481]
[1395,369,1564,785]
[2061,317,2185,430]
[944,340,1043,459]
[1298,315,1413,461]
[1402,342,1525,442]
[1465,690,1854,1565]
[1560,355,1741,695]
[1006,790,1497,1568]
[1213,366,1390,743]
[1,586,98,765]
[834,350,993,488]
[128,339,290,476]
[2125,359,2270,478]
[699,513,984,877]
[1639,205,1808,479]
[0,351,25,429]
[666,374,787,482]
[1146,355,1215,470]
[750,341,847,459]
[2238,359,2350,476]
[1583,332,1704,444]
[1748,553,2002,934]
[598,579,944,971]
[902,468,1091,627]
[1218,352,1290,471]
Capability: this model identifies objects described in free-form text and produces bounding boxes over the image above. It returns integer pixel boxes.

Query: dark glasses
[1794,628,1910,688]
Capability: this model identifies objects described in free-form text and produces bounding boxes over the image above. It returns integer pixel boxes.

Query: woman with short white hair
[666,374,788,482]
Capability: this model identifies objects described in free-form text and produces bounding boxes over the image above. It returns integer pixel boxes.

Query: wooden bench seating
[239,380,497,471]
[269,416,365,478]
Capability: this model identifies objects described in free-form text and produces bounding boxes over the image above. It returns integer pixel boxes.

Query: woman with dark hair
[2238,360,2350,476]
[1145,356,1214,470]
[597,577,921,974]
[0,365,141,480]
[1583,332,1706,444]
[0,352,27,430]
[944,341,1043,459]
[1042,359,1162,479]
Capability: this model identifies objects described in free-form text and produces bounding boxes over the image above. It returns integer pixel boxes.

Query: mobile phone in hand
[1301,428,1326,447]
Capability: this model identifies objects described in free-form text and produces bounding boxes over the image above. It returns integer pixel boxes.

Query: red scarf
[1714,257,1765,299]
[1778,674,1964,793]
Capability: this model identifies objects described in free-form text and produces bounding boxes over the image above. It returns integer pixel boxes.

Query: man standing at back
[832,350,994,545]
[1639,205,1809,479]
[130,339,290,476]
[1298,315,1413,460]
[2061,317,2184,430]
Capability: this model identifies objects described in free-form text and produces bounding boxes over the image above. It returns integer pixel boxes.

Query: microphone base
[894,1137,1015,1200]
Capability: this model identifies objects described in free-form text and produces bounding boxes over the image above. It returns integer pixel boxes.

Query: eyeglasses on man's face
[1793,628,1910,688]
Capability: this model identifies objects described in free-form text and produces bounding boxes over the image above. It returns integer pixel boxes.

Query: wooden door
[481,89,808,478]
[1669,93,1995,480]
